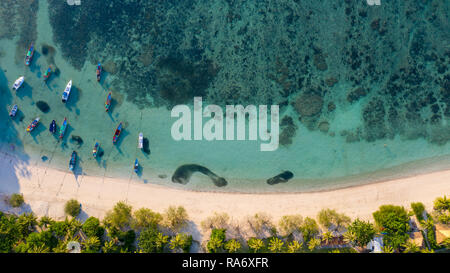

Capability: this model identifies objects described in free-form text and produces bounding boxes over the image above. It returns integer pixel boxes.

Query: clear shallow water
[0,0,449,193]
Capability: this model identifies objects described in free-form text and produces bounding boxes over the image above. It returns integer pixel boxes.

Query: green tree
[286,240,302,253]
[38,216,55,229]
[162,206,189,232]
[433,196,450,212]
[24,231,58,252]
[247,238,265,253]
[382,245,394,253]
[82,236,101,253]
[401,241,420,253]
[373,205,410,250]
[82,217,105,239]
[267,237,284,253]
[207,228,226,253]
[278,215,303,237]
[103,201,133,230]
[64,199,81,217]
[16,213,37,239]
[346,219,376,248]
[411,202,425,222]
[0,214,21,252]
[132,208,162,230]
[138,227,168,253]
[201,212,230,231]
[9,193,24,208]
[343,230,356,246]
[224,239,241,253]
[321,231,334,245]
[300,217,319,242]
[102,239,120,253]
[420,218,437,249]
[307,237,322,252]
[169,233,193,253]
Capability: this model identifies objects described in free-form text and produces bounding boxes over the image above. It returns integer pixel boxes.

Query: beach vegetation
[82,236,102,253]
[267,237,284,253]
[373,205,410,250]
[300,217,320,242]
[346,219,375,248]
[420,218,437,249]
[138,226,169,253]
[224,239,241,253]
[321,231,334,245]
[38,216,55,229]
[9,193,24,208]
[401,241,420,253]
[278,214,303,237]
[102,239,121,253]
[246,213,274,238]
[206,228,226,253]
[286,240,302,253]
[307,237,321,252]
[433,196,450,224]
[201,212,230,231]
[64,199,81,217]
[103,201,133,230]
[82,217,105,239]
[162,206,189,233]
[247,237,265,253]
[411,202,426,221]
[317,209,351,232]
[169,233,193,253]
[132,208,162,230]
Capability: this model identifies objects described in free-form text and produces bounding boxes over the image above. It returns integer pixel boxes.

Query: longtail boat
[69,151,77,171]
[138,133,143,149]
[134,159,139,173]
[62,80,72,103]
[113,122,122,144]
[93,142,99,158]
[43,67,52,82]
[96,63,102,82]
[26,117,40,132]
[25,43,34,66]
[59,118,67,139]
[9,105,18,117]
[49,120,56,134]
[105,92,112,112]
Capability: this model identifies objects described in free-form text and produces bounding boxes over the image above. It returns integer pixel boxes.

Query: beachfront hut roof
[409,231,424,247]
[367,236,383,253]
[435,224,450,245]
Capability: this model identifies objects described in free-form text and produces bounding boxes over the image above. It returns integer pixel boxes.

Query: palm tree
[83,236,101,253]
[330,249,341,253]
[268,237,284,253]
[38,216,54,229]
[343,230,356,246]
[307,238,321,252]
[433,196,450,212]
[29,244,50,253]
[247,238,265,253]
[286,240,302,253]
[401,241,420,253]
[321,231,334,245]
[102,240,118,253]
[420,248,435,253]
[382,245,394,253]
[224,239,241,253]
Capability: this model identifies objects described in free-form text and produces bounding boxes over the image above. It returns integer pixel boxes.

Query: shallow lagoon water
[0,0,449,193]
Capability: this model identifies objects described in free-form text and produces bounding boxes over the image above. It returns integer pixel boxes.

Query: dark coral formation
[45,0,449,145]
[36,101,50,113]
[279,116,297,146]
[172,164,228,187]
[267,171,294,185]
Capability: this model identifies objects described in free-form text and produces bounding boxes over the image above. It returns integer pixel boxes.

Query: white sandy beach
[1,150,449,243]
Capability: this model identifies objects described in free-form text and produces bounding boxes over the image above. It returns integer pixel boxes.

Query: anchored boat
[49,120,56,134]
[96,63,102,82]
[113,122,122,144]
[26,117,40,132]
[138,133,143,149]
[9,105,18,117]
[25,43,34,66]
[105,92,112,112]
[134,159,139,173]
[12,76,24,90]
[93,142,99,158]
[43,67,52,82]
[69,151,77,171]
[62,80,72,103]
[59,118,67,139]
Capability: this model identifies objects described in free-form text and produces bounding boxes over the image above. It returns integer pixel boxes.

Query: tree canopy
[373,205,410,250]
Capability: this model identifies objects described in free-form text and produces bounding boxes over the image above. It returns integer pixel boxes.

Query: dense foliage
[373,205,410,250]
[346,219,376,248]
[64,199,81,217]
[9,194,24,208]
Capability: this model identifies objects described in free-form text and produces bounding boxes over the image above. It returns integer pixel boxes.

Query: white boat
[12,76,24,90]
[62,80,72,103]
[138,133,143,149]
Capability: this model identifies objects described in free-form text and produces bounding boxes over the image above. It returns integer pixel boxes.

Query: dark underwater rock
[143,137,150,154]
[172,164,227,187]
[71,135,83,146]
[294,93,323,117]
[347,87,367,103]
[36,101,50,113]
[41,156,48,161]
[267,171,294,185]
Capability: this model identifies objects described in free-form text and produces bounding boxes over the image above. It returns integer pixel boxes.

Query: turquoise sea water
[0,0,449,192]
